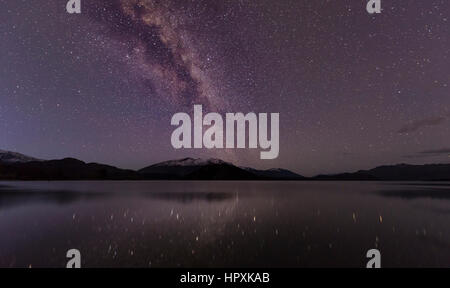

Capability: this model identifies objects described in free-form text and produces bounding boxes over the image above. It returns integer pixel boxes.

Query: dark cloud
[404,148,450,159]
[419,148,450,155]
[397,116,447,134]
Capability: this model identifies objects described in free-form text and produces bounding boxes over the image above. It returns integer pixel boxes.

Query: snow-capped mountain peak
[0,149,41,163]
[151,157,230,167]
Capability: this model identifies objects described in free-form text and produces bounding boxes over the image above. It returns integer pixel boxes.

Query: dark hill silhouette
[138,158,303,180]
[0,158,138,180]
[314,172,377,181]
[242,167,306,180]
[138,158,230,179]
[363,164,450,181]
[314,164,450,181]
[184,163,256,180]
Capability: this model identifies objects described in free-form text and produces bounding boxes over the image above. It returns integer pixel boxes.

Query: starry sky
[0,0,449,176]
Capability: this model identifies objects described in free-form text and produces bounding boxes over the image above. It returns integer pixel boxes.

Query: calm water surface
[0,181,449,267]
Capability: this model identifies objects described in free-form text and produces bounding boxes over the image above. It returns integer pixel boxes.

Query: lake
[0,181,449,268]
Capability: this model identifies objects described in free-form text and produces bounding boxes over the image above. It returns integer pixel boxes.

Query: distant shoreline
[1,150,450,181]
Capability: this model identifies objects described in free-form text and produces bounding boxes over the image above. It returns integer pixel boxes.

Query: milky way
[0,0,449,175]
[84,0,227,110]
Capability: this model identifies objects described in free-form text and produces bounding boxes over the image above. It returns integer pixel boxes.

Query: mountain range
[0,149,449,181]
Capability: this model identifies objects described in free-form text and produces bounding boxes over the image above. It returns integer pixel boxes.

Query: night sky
[0,0,449,176]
